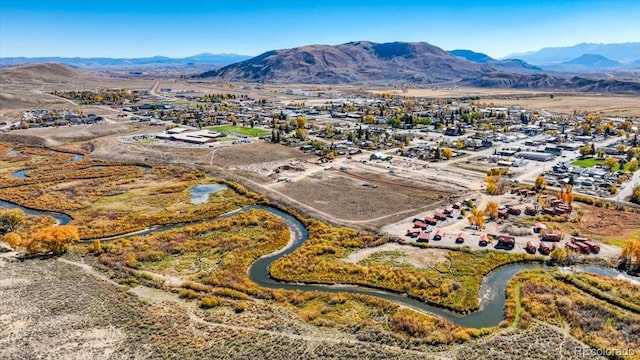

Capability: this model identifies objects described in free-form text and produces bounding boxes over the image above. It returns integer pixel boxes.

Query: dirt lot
[344,243,450,269]
[272,169,448,223]
[210,141,309,169]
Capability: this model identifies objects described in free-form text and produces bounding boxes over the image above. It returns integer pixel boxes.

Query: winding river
[1,200,636,329]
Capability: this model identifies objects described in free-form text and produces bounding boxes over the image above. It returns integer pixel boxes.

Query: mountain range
[0,53,251,68]
[195,41,640,93]
[505,42,640,65]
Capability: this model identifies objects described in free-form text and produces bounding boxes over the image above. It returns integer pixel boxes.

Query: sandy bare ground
[344,243,450,269]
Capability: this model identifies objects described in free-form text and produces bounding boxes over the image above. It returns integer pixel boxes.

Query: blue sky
[1,0,638,58]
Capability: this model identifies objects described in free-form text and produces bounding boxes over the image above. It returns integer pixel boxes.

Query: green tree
[0,208,26,234]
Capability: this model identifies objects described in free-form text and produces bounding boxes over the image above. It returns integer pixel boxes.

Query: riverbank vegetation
[98,209,289,296]
[270,219,539,312]
[505,270,640,359]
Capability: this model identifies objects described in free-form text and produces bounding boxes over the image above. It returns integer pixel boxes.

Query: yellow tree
[484,201,499,220]
[295,116,308,129]
[534,175,547,190]
[622,239,640,270]
[468,208,485,228]
[442,147,453,159]
[27,225,79,254]
[455,139,465,149]
[627,158,638,172]
[604,157,619,172]
[1,232,21,249]
[363,114,374,124]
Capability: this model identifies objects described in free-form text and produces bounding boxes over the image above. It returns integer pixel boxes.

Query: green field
[571,158,603,168]
[572,158,637,172]
[207,125,270,137]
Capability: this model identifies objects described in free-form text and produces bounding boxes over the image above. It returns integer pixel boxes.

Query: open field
[485,94,640,118]
[371,88,640,117]
[273,170,448,222]
[207,125,271,137]
[0,257,606,359]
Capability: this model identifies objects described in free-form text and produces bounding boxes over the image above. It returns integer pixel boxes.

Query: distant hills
[198,41,494,83]
[504,42,640,66]
[449,49,542,73]
[0,53,251,68]
[195,41,640,93]
[561,54,622,68]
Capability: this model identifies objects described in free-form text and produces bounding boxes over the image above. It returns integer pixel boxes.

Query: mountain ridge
[504,42,640,65]
[0,53,252,68]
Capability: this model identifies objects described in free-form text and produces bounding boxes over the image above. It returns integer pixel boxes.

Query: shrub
[179,289,199,299]
[200,297,223,309]
[234,301,247,313]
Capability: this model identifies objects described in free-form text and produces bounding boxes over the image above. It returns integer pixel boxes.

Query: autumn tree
[26,225,79,254]
[295,128,307,140]
[442,147,453,160]
[295,116,308,129]
[631,185,640,205]
[559,184,574,205]
[1,232,21,249]
[604,157,619,172]
[627,158,638,172]
[534,175,547,190]
[467,208,485,228]
[363,114,374,124]
[0,208,26,234]
[484,201,499,220]
[621,239,640,271]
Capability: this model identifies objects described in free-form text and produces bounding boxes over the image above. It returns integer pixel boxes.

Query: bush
[200,297,223,309]
[179,289,199,299]
[234,301,247,313]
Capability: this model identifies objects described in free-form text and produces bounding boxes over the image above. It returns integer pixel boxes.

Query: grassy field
[207,125,270,137]
[571,158,603,168]
[572,158,638,172]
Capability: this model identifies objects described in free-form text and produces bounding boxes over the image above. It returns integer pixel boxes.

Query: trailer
[541,232,562,242]
[507,207,521,216]
[538,241,550,255]
[565,242,580,251]
[497,235,516,249]
[433,229,444,241]
[417,231,430,243]
[433,212,448,221]
[568,239,591,254]
[423,217,438,226]
[525,241,537,254]
[413,220,427,229]
[525,206,537,216]
[582,240,600,254]
[572,237,600,254]
[455,232,465,244]
[406,228,421,237]
[479,234,489,247]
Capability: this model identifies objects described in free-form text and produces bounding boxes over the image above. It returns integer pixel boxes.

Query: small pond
[190,184,228,204]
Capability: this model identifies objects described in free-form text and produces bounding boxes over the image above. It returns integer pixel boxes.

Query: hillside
[198,41,494,84]
[0,63,87,84]
[505,42,640,65]
[561,54,622,68]
[449,50,542,73]
[466,72,640,93]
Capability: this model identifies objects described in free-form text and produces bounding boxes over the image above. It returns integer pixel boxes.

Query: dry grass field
[0,257,606,360]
